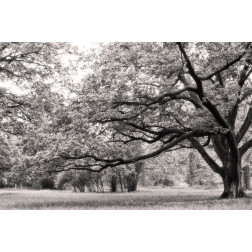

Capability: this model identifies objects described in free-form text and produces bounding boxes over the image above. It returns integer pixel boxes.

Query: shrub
[163,178,174,187]
[0,177,7,188]
[41,178,55,189]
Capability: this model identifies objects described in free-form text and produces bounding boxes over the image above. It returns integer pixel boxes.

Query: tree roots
[220,190,251,199]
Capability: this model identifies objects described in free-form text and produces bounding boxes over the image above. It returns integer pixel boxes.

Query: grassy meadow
[0,188,252,210]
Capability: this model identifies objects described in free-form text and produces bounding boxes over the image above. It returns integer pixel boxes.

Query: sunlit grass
[0,188,252,210]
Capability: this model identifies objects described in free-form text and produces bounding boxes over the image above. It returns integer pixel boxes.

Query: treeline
[0,149,230,192]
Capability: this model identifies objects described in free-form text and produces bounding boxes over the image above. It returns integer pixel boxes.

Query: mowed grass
[0,188,252,210]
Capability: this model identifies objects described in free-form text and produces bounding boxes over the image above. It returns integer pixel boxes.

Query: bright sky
[0,80,28,95]
[0,42,99,96]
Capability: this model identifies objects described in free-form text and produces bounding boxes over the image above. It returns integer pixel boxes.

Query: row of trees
[0,42,252,198]
[0,133,222,191]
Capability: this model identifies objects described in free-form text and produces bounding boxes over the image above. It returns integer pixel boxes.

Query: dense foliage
[0,42,252,198]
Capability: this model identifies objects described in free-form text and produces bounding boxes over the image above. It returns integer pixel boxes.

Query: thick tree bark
[198,133,250,198]
[220,173,242,198]
[220,161,248,198]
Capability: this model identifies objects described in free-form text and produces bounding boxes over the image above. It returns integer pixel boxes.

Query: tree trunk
[79,186,85,192]
[220,164,247,198]
[209,133,250,199]
[99,177,104,192]
[118,172,124,192]
[111,174,117,192]
[188,152,196,187]
[126,173,138,192]
[243,165,251,190]
[221,174,239,198]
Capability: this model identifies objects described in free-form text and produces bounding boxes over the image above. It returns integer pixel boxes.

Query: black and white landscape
[0,42,252,209]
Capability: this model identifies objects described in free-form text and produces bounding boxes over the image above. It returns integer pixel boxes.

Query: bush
[0,177,7,188]
[40,178,55,189]
[163,178,174,187]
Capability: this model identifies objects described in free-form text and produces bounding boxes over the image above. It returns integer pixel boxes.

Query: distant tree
[185,151,221,188]
[57,170,104,192]
[187,152,196,187]
[0,42,70,134]
[110,173,117,192]
[0,42,74,188]
[0,134,13,172]
[242,165,251,190]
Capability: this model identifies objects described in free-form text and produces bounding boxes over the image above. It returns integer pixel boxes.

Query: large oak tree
[40,43,252,198]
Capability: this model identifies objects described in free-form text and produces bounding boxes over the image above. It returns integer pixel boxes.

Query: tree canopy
[1,42,252,198]
[46,42,252,198]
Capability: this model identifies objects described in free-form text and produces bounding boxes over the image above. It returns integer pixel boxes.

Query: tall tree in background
[0,42,71,127]
[0,42,72,178]
[52,42,252,199]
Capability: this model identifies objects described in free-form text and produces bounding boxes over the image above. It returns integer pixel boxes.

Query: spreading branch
[52,129,216,173]
[236,107,252,143]
[239,138,252,157]
[200,42,251,81]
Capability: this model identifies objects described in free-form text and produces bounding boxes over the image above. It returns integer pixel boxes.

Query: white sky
[0,80,28,95]
[0,42,98,96]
